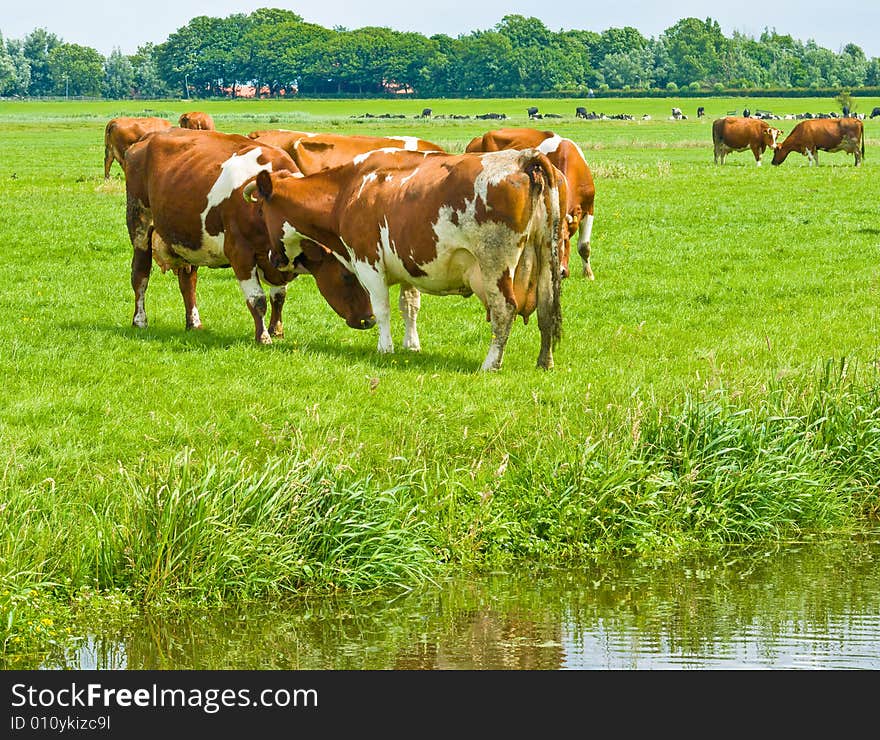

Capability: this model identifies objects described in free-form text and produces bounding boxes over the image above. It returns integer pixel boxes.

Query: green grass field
[1,97,879,665]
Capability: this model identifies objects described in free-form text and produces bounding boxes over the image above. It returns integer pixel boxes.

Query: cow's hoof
[257,333,272,345]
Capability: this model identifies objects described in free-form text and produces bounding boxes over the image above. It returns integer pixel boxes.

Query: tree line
[2,9,879,99]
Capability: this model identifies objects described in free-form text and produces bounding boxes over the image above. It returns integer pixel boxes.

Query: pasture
[1,97,879,665]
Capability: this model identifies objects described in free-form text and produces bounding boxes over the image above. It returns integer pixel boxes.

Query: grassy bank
[1,98,879,666]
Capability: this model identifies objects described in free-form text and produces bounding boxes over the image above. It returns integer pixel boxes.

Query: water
[45,534,880,670]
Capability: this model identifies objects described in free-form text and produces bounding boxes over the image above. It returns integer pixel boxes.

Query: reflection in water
[45,535,880,670]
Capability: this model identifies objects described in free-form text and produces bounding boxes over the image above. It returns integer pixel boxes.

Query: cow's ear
[256,170,273,200]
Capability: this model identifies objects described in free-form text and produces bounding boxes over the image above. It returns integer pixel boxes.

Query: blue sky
[4,0,879,59]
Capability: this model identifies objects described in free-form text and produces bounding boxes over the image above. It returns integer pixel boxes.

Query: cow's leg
[578,213,595,280]
[355,266,394,353]
[129,210,153,329]
[235,264,272,344]
[131,247,152,329]
[176,266,202,330]
[266,283,287,338]
[399,283,421,351]
[481,275,517,372]
[753,145,762,166]
[104,145,115,179]
[806,148,816,166]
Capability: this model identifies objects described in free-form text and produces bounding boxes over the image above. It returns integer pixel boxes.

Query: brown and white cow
[178,111,216,130]
[247,129,445,174]
[246,147,564,371]
[465,127,596,280]
[712,117,783,166]
[103,116,173,179]
[771,118,865,166]
[123,128,374,343]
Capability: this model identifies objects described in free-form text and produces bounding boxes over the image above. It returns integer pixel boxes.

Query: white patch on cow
[133,277,149,327]
[354,256,394,353]
[400,167,420,186]
[188,306,201,327]
[281,221,309,261]
[203,148,270,221]
[537,134,563,155]
[352,147,405,166]
[357,172,379,199]
[474,150,522,207]
[238,266,265,306]
[389,136,421,151]
[579,214,594,250]
[186,147,273,265]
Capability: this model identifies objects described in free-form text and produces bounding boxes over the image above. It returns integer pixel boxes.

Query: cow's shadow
[61,320,482,374]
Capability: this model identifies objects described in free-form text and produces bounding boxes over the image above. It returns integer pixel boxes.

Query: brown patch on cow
[298,140,333,153]
[496,271,516,308]
[204,207,223,238]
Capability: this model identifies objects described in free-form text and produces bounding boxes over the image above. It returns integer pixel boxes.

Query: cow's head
[245,170,375,331]
[770,139,790,166]
[764,126,783,150]
[294,239,376,330]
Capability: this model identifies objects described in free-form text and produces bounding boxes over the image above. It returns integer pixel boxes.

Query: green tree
[835,43,868,87]
[103,48,134,98]
[0,32,16,95]
[450,31,516,94]
[22,28,61,95]
[47,43,104,96]
[130,44,170,98]
[3,39,32,95]
[661,17,727,86]
[593,26,647,68]
[156,15,246,97]
[599,47,656,89]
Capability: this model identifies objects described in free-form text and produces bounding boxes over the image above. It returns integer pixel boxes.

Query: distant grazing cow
[771,118,864,166]
[466,127,596,280]
[247,148,565,371]
[870,107,880,119]
[743,108,751,118]
[103,116,173,178]
[475,112,507,120]
[575,106,588,119]
[420,108,432,118]
[671,107,683,120]
[527,106,539,119]
[178,111,215,130]
[697,106,705,118]
[247,130,444,174]
[122,128,374,343]
[712,117,783,166]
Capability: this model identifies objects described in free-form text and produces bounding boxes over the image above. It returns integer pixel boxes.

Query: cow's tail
[521,149,563,364]
[103,120,116,178]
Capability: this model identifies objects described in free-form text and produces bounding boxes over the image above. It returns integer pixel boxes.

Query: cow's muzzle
[349,315,376,330]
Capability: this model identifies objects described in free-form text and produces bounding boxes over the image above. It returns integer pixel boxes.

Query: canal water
[46,533,880,670]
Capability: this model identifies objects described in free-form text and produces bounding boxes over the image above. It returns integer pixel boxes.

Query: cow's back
[465,128,555,153]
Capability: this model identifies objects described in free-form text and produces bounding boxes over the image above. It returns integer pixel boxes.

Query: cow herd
[107,115,588,370]
[103,107,868,370]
